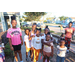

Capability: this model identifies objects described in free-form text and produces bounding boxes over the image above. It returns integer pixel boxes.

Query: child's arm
[31,38,34,50]
[43,41,51,46]
[51,46,54,57]
[20,36,23,45]
[29,32,35,41]
[8,38,14,51]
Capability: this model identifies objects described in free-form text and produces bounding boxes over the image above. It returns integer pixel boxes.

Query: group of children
[0,19,73,62]
[24,23,54,62]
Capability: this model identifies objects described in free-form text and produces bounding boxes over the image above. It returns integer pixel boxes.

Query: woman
[65,22,74,53]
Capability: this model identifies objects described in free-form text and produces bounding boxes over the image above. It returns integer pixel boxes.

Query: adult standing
[65,22,74,53]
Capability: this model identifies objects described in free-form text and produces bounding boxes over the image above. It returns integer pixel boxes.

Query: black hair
[45,25,48,28]
[61,33,64,37]
[69,21,73,24]
[32,23,37,27]
[46,32,51,36]
[25,28,30,34]
[60,39,65,42]
[11,19,17,23]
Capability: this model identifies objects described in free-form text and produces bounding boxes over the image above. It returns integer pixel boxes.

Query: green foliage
[5,43,13,57]
[59,16,68,21]
[46,17,54,21]
[23,12,46,21]
[44,20,47,23]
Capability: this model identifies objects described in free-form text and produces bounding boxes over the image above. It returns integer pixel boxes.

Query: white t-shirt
[31,36,43,50]
[43,40,53,52]
[57,45,67,57]
[24,35,31,48]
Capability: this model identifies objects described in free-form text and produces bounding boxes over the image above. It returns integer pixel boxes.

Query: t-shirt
[65,28,74,38]
[57,45,67,57]
[31,36,43,50]
[43,40,53,52]
[24,35,31,48]
[7,28,22,45]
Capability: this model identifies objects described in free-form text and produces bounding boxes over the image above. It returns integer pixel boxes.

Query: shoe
[45,59,47,62]
[20,60,23,62]
[26,58,29,62]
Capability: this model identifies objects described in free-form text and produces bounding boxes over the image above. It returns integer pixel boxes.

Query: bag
[1,32,8,45]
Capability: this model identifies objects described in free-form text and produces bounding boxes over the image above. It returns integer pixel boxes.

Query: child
[42,26,53,42]
[29,23,37,61]
[60,25,63,32]
[24,29,31,62]
[0,39,5,62]
[57,33,65,45]
[31,28,42,62]
[56,39,67,62]
[7,20,23,62]
[42,32,54,62]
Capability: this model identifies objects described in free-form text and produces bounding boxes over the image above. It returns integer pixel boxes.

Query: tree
[23,12,46,21]
[59,16,68,21]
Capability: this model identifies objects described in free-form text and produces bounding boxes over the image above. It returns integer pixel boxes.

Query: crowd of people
[0,20,74,62]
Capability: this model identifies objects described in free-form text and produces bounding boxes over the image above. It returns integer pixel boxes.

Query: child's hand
[41,34,44,36]
[10,46,14,51]
[51,52,53,57]
[31,47,34,50]
[21,41,23,45]
[32,35,35,37]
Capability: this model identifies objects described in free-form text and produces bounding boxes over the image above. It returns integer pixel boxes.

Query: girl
[24,28,30,62]
[0,39,5,62]
[56,39,67,62]
[42,26,53,42]
[31,28,42,62]
[42,32,54,62]
[65,22,74,53]
[7,20,23,62]
[57,33,65,45]
[29,23,37,61]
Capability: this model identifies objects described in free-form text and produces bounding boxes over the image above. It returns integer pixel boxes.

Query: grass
[4,43,14,62]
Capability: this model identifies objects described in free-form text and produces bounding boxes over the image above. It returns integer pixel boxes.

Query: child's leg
[61,57,65,62]
[33,49,37,62]
[26,52,28,58]
[56,55,60,62]
[31,49,34,61]
[47,57,49,62]
[36,49,40,61]
[14,51,18,62]
[17,50,22,61]
[30,50,31,58]
[43,51,46,62]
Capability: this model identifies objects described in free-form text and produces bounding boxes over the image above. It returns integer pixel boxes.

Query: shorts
[43,50,51,57]
[12,44,21,51]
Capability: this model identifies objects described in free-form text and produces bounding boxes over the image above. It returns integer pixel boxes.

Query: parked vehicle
[62,24,68,28]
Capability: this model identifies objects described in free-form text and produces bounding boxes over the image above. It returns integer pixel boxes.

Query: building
[0,12,20,32]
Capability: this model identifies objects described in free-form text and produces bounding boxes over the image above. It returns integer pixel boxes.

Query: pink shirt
[65,27,74,38]
[7,28,22,45]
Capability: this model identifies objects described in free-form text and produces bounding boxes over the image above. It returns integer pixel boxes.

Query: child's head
[69,22,72,28]
[46,32,51,41]
[25,28,30,35]
[44,27,50,35]
[32,23,37,31]
[11,20,17,28]
[36,28,41,36]
[61,33,64,37]
[60,39,65,46]
[0,39,2,44]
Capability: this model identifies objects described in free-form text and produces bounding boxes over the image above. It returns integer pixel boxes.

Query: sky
[20,12,75,20]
